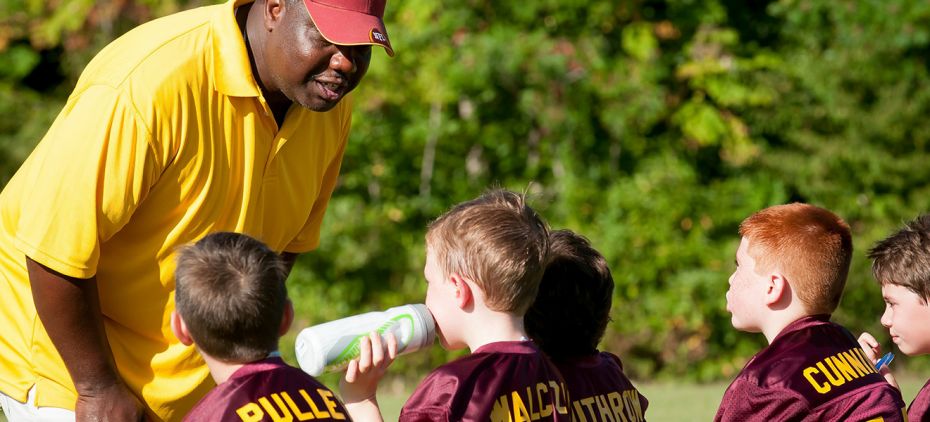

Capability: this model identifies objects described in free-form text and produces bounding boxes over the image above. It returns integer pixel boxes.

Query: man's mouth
[315,80,345,101]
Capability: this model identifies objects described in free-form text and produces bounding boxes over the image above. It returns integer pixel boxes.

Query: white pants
[0,386,74,422]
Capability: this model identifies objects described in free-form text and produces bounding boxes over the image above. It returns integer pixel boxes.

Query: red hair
[739,203,852,314]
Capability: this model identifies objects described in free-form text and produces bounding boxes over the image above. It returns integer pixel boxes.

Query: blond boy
[340,189,570,421]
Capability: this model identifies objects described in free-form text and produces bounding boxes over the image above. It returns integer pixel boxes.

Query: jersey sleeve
[9,84,162,278]
[714,378,808,422]
[284,102,352,253]
[398,371,457,422]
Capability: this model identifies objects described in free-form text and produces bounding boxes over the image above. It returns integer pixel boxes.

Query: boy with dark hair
[525,229,648,422]
[715,203,905,421]
[170,232,350,421]
[859,214,930,421]
[339,189,571,421]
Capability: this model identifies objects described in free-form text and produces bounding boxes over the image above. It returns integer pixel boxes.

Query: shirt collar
[212,0,261,97]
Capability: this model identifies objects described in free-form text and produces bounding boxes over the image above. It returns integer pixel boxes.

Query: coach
[0,0,393,420]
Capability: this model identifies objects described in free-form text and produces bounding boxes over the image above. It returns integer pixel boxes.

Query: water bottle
[295,304,436,376]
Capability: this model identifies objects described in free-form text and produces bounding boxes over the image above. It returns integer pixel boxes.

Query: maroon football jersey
[715,315,906,422]
[909,379,930,421]
[554,352,648,422]
[400,341,571,421]
[183,357,349,422]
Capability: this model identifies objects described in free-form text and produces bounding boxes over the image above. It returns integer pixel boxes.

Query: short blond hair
[426,189,549,314]
[739,203,852,315]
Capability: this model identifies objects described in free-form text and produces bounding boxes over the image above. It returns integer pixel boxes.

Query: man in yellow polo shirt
[0,0,393,420]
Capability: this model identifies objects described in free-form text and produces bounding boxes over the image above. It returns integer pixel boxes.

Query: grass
[376,374,927,421]
[0,375,922,421]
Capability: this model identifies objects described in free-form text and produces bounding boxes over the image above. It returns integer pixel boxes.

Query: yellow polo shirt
[0,0,352,419]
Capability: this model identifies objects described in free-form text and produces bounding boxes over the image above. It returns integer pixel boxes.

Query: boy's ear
[764,273,790,307]
[171,311,195,346]
[279,299,294,336]
[449,273,473,309]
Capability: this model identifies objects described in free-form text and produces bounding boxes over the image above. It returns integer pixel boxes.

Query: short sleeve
[714,379,808,422]
[9,85,161,278]
[399,371,457,422]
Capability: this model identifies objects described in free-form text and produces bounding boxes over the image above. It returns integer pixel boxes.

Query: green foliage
[3,0,930,382]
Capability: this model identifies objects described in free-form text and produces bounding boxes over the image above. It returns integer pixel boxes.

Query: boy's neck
[463,310,528,352]
[760,307,810,344]
[202,352,247,384]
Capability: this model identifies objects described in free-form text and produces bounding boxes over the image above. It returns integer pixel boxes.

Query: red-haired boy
[715,203,905,421]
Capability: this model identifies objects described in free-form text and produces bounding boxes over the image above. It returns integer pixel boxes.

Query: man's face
[726,237,766,332]
[265,5,372,112]
[880,283,930,355]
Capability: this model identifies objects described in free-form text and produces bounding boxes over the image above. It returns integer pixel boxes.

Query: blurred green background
[2,0,930,406]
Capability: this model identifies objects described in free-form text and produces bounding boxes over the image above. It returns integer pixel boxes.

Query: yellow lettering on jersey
[318,389,346,420]
[237,402,264,422]
[855,348,879,374]
[572,400,589,422]
[258,395,293,422]
[549,380,570,415]
[625,390,644,422]
[491,394,513,422]
[607,392,628,422]
[802,347,884,394]
[300,389,330,418]
[280,392,316,420]
[833,355,861,381]
[593,395,614,422]
[866,418,884,422]
[490,394,511,422]
[536,382,553,418]
[841,350,870,377]
[512,390,531,422]
[803,366,831,394]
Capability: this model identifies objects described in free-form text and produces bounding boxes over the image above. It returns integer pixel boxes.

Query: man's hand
[76,382,147,422]
[858,332,899,389]
[339,331,397,422]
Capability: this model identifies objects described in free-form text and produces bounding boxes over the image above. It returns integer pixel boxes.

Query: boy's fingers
[858,332,879,347]
[358,335,372,373]
[345,359,359,383]
[385,332,398,360]
[370,331,385,366]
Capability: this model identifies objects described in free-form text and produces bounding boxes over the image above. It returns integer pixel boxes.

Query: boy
[340,189,571,421]
[859,214,930,421]
[525,229,649,422]
[171,232,350,421]
[715,203,906,421]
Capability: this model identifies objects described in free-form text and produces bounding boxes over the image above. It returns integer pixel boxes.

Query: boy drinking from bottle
[339,189,570,421]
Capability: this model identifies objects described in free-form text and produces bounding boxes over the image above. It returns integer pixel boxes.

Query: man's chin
[298,97,340,113]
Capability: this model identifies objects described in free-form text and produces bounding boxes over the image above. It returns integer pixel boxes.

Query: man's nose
[329,48,357,74]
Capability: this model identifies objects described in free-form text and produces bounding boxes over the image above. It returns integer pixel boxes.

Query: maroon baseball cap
[303,0,394,57]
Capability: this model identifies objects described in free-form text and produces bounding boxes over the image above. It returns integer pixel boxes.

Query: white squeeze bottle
[295,304,436,376]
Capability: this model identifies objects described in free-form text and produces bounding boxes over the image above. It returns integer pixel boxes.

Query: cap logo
[370,29,387,44]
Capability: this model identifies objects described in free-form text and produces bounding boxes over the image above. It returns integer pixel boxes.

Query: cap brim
[303,1,394,57]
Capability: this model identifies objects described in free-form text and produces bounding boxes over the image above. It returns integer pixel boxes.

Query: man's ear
[449,273,473,310]
[262,0,285,30]
[171,311,195,346]
[764,273,790,307]
[279,299,294,336]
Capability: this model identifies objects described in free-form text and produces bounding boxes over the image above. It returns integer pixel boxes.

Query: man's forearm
[27,258,121,391]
